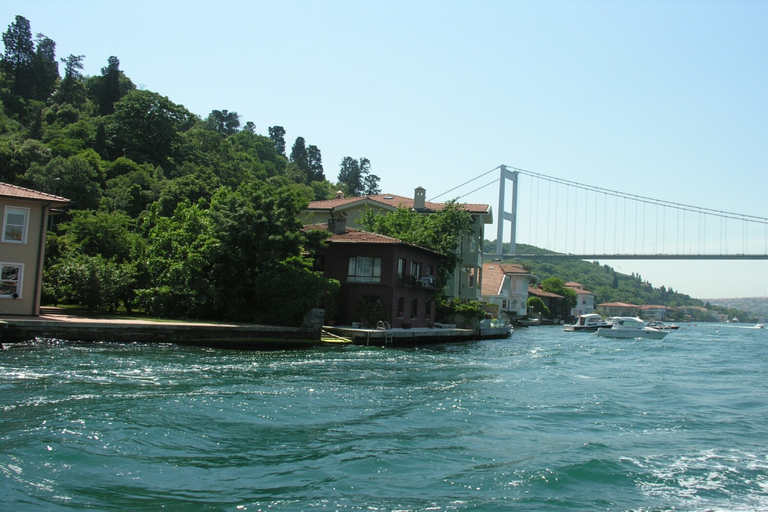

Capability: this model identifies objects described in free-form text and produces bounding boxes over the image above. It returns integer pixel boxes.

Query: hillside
[702,297,768,320]
[483,241,758,321]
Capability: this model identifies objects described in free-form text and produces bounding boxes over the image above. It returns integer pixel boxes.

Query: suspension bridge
[432,165,768,261]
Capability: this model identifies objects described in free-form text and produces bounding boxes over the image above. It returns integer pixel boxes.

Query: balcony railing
[398,273,438,289]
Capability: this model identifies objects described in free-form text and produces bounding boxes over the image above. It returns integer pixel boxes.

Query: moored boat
[595,317,669,339]
[564,313,612,332]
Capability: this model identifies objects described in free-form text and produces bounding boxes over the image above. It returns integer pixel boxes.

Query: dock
[0,313,512,350]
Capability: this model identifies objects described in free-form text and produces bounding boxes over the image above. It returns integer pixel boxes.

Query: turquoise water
[1,323,767,511]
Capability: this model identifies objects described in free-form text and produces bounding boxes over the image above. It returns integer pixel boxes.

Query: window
[347,256,382,283]
[0,263,23,299]
[398,258,406,279]
[3,206,29,244]
[397,297,404,318]
[410,261,421,278]
[411,298,418,320]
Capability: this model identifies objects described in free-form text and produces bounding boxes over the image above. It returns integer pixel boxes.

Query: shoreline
[0,313,512,350]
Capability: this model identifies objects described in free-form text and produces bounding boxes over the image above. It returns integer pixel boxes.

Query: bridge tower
[495,165,519,256]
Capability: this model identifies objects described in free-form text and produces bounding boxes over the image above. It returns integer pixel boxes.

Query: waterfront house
[596,302,640,317]
[305,187,492,301]
[639,304,667,320]
[528,286,566,320]
[306,220,445,328]
[566,282,595,318]
[481,262,537,318]
[1,182,71,316]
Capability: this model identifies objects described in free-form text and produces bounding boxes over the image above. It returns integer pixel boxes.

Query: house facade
[481,262,536,317]
[639,304,667,320]
[305,187,492,301]
[308,221,445,328]
[596,302,640,317]
[1,182,70,316]
[566,282,595,317]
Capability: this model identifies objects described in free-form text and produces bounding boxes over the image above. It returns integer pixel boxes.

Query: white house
[480,262,537,317]
[566,281,595,317]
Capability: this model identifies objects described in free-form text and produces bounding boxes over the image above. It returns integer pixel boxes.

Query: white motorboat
[595,317,669,339]
[564,313,612,332]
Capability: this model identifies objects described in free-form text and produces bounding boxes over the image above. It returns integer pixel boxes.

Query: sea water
[1,323,767,511]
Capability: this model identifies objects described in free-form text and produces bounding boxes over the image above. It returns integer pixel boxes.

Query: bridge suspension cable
[429,164,768,260]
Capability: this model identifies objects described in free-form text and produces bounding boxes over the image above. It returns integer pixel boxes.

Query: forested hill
[483,241,758,320]
[0,15,382,324]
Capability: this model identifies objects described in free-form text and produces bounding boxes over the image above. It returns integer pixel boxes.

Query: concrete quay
[0,313,319,350]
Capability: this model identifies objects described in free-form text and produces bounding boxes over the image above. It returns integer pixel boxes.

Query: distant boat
[564,313,612,332]
[755,323,765,329]
[595,317,669,340]
[517,317,542,327]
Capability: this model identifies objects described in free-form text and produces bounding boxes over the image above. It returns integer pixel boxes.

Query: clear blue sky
[4,1,767,299]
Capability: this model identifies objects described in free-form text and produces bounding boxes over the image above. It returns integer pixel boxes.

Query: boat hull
[595,327,668,339]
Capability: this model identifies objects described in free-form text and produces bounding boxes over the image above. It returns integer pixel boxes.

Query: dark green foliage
[337,156,380,196]
[359,201,472,288]
[1,16,34,98]
[526,296,550,317]
[108,89,195,167]
[0,16,356,323]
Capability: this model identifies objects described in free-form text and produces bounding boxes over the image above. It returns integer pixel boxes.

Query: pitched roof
[597,302,639,308]
[0,182,72,206]
[528,286,563,299]
[307,193,491,217]
[482,263,506,296]
[304,224,444,256]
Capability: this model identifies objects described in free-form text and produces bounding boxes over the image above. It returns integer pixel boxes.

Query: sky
[4,0,767,299]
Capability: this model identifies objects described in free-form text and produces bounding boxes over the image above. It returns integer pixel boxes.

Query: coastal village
[1,181,734,347]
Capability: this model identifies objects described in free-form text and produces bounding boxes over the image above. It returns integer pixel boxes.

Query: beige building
[1,182,70,315]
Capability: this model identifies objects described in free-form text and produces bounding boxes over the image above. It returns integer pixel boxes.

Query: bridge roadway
[489,253,768,260]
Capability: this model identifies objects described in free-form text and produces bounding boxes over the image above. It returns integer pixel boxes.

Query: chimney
[329,217,347,234]
[414,186,426,210]
[335,190,344,199]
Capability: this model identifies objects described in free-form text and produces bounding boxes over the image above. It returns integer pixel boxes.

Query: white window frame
[2,206,30,244]
[0,262,23,299]
[347,256,382,283]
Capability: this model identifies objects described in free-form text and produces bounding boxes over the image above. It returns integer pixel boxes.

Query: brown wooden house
[307,220,445,328]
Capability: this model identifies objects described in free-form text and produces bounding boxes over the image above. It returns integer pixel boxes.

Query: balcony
[398,273,438,289]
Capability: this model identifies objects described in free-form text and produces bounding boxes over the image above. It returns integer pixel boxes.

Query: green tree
[1,15,35,97]
[358,200,473,288]
[31,34,59,101]
[526,296,550,318]
[54,54,86,105]
[540,276,577,312]
[337,156,379,196]
[205,109,240,135]
[90,55,123,115]
[108,89,195,167]
[290,136,308,178]
[268,125,286,156]
[306,144,324,182]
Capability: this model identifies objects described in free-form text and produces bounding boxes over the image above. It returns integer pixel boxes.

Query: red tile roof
[307,193,490,216]
[0,182,71,205]
[482,263,506,296]
[304,224,443,255]
[528,286,563,299]
[597,302,639,308]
